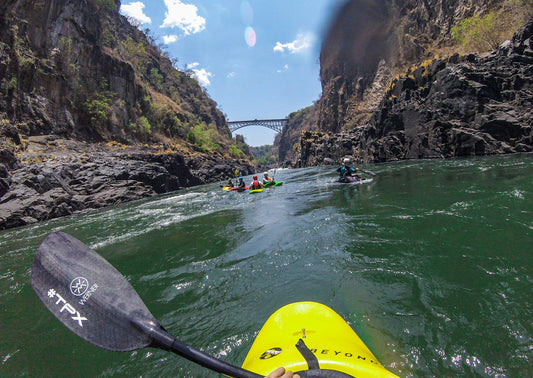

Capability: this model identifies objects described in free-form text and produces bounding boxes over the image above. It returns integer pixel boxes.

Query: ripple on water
[1,155,532,377]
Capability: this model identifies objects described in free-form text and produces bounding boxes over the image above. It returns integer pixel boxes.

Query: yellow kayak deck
[242,302,397,377]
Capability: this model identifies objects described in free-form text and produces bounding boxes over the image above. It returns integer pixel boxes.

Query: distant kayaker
[226,178,234,188]
[263,172,273,184]
[250,175,264,190]
[337,158,361,182]
[237,176,246,188]
[266,367,300,378]
[337,158,355,177]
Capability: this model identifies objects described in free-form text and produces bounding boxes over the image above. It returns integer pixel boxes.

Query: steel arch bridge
[228,119,288,133]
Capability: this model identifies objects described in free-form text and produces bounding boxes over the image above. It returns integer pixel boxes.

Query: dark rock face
[361,18,533,162]
[317,0,501,134]
[296,18,533,166]
[0,137,254,230]
[0,0,228,143]
[276,106,318,167]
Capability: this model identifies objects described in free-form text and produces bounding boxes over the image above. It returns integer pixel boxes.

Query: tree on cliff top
[452,0,533,52]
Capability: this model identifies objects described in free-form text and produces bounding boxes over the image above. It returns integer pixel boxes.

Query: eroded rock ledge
[0,137,253,230]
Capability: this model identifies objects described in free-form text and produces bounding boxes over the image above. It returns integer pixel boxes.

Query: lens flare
[244,26,256,47]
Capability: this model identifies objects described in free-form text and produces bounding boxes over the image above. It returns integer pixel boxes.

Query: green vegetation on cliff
[452,0,533,52]
[0,0,252,162]
[250,145,278,166]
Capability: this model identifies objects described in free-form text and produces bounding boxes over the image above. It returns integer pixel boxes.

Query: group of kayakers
[225,172,275,191]
[224,158,366,192]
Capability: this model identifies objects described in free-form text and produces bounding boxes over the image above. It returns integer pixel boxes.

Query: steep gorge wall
[0,0,227,144]
[317,0,500,134]
[276,105,318,165]
[282,0,533,166]
[295,18,533,166]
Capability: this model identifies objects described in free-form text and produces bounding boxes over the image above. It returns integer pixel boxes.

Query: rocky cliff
[0,0,254,230]
[317,0,503,134]
[279,0,533,166]
[297,18,533,166]
[275,105,318,166]
[0,0,232,143]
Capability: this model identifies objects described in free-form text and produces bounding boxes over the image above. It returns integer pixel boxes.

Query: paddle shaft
[361,169,376,177]
[136,318,263,378]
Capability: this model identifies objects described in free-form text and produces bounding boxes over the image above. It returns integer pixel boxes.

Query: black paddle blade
[31,232,160,352]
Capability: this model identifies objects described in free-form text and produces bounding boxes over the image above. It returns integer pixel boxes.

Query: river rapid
[1,154,532,377]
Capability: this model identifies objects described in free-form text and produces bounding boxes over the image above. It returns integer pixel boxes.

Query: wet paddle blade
[31,232,160,352]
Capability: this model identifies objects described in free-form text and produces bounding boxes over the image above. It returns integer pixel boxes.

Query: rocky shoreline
[0,137,254,230]
[293,17,533,167]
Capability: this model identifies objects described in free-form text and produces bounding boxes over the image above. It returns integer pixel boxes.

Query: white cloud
[187,63,212,87]
[277,64,289,73]
[274,33,314,54]
[161,0,206,35]
[226,72,236,78]
[163,35,179,44]
[120,2,152,25]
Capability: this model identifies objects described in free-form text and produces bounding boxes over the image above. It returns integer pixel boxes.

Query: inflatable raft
[242,302,397,377]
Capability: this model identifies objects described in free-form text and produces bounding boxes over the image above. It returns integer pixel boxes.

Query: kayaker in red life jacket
[250,175,264,190]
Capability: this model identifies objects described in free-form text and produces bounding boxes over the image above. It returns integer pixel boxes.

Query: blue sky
[120,0,344,146]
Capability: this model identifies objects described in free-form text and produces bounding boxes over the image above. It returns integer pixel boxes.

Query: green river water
[1,154,532,377]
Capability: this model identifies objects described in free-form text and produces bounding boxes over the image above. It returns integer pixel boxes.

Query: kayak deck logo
[260,348,282,359]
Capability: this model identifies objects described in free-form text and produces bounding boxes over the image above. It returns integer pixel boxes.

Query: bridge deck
[228,119,288,133]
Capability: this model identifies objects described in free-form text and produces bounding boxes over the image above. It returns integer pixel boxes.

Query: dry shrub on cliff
[452,0,533,52]
[120,37,149,73]
[83,79,114,124]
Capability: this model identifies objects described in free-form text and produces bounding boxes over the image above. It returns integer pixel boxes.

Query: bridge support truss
[228,119,288,133]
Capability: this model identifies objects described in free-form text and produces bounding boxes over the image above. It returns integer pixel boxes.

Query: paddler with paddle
[336,158,377,182]
[237,176,247,189]
[263,172,273,184]
[249,175,264,191]
[337,158,360,182]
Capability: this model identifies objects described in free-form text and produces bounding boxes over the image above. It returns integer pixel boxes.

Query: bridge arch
[228,119,288,133]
